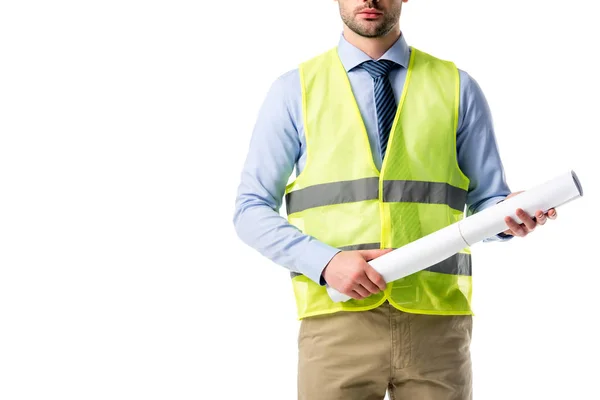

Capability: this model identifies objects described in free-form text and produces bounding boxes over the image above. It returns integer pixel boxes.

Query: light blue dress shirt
[233,33,513,285]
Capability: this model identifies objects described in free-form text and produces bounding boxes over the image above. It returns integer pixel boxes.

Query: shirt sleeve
[232,70,340,285]
[457,70,514,242]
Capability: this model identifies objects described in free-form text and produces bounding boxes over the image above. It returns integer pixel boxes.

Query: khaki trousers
[298,301,472,400]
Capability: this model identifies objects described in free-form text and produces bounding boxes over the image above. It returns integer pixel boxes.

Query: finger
[516,208,536,231]
[355,273,381,294]
[348,290,365,300]
[547,208,557,219]
[535,210,547,226]
[355,267,382,294]
[504,216,526,237]
[357,248,394,261]
[349,269,376,294]
[364,264,387,291]
[352,283,370,298]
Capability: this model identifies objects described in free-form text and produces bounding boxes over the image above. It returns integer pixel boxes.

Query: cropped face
[337,0,405,38]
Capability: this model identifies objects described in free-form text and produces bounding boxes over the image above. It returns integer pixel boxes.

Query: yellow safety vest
[285,46,473,319]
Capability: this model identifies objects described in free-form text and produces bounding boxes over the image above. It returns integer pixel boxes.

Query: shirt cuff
[297,241,341,286]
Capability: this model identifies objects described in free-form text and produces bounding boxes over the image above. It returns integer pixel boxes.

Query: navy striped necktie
[359,60,397,160]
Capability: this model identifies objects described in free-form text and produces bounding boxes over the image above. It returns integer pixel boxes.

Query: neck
[342,25,401,60]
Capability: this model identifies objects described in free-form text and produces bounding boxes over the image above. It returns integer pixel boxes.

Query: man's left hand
[502,191,558,237]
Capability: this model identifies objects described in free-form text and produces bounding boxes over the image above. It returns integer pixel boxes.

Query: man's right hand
[322,249,393,300]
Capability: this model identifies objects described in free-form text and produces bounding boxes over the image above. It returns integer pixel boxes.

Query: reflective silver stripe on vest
[291,249,471,278]
[338,242,381,251]
[286,178,466,214]
[383,180,467,212]
[285,177,379,215]
[425,253,471,276]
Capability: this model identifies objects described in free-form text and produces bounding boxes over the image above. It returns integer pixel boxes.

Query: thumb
[356,248,394,261]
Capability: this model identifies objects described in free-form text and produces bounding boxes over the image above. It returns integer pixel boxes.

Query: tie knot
[360,59,396,79]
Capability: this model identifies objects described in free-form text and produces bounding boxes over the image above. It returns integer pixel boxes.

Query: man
[233,0,557,399]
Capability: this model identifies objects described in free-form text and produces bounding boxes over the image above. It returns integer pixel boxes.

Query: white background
[1,1,598,399]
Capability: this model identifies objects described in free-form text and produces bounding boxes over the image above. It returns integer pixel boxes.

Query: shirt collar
[337,32,410,72]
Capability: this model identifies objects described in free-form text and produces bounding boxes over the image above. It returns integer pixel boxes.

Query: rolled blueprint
[327,170,583,302]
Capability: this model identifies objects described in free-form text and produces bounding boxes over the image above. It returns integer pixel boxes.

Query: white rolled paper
[327,170,583,303]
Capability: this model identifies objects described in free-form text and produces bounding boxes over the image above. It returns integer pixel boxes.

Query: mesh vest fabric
[285,47,472,319]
